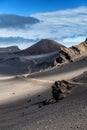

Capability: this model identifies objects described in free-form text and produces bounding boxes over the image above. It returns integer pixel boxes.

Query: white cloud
[30,6,87,45]
[0,6,87,48]
[61,36,86,47]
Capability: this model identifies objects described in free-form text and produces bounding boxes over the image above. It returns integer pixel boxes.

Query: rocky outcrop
[75,40,87,54]
[52,80,73,101]
[54,39,87,65]
[40,80,73,106]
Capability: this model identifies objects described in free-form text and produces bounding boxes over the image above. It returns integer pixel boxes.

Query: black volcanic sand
[72,71,87,83]
[0,55,87,130]
[0,71,87,130]
[2,84,87,130]
[30,55,87,81]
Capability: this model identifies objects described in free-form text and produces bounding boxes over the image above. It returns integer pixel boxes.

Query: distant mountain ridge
[0,46,20,52]
[0,39,87,74]
[16,39,64,55]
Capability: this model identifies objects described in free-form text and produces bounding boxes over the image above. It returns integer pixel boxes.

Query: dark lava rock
[51,80,73,101]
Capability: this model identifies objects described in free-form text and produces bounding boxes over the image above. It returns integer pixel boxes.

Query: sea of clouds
[0,6,87,49]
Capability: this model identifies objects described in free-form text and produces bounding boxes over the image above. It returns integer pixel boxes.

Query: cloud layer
[0,7,87,48]
[0,14,40,29]
[31,6,87,46]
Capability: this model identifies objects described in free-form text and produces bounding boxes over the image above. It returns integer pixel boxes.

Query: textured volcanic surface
[54,39,87,65]
[1,71,87,130]
[72,71,87,83]
[0,46,87,130]
[16,39,64,55]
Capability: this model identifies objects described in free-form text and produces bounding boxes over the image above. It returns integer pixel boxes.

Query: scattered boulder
[52,80,73,101]
[40,80,73,107]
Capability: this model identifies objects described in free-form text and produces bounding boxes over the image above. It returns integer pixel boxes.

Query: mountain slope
[0,46,20,53]
[54,39,87,65]
[16,39,64,55]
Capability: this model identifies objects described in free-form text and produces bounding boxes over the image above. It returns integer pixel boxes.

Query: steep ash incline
[16,39,64,55]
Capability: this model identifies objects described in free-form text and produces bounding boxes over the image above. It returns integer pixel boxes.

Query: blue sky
[0,0,87,49]
[0,0,87,15]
